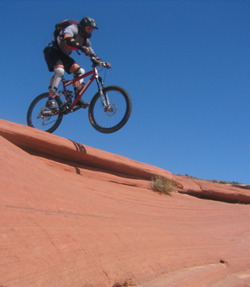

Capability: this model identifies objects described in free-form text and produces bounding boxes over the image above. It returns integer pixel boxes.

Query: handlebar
[79,47,111,69]
[91,59,111,69]
[101,61,111,69]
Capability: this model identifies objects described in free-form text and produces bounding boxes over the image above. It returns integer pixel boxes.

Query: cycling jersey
[47,24,95,56]
[58,24,94,55]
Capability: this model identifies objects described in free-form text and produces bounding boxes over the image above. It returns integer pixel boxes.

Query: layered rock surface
[1,119,250,287]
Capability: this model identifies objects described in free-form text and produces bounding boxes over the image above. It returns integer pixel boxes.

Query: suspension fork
[95,76,111,108]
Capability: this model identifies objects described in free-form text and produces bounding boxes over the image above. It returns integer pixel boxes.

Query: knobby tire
[27,92,63,133]
[88,85,132,134]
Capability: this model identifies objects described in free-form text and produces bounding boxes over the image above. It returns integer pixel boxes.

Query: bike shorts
[43,46,76,74]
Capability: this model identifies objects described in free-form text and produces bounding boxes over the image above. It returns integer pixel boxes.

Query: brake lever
[103,62,111,69]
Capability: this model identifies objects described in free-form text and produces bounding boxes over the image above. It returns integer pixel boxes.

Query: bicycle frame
[61,66,106,110]
[27,62,131,134]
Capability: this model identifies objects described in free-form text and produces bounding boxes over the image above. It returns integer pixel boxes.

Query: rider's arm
[83,40,110,67]
[83,39,101,61]
[64,33,82,50]
[63,32,103,64]
[64,33,92,55]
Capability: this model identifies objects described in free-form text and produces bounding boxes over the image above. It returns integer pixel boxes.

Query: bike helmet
[79,17,98,38]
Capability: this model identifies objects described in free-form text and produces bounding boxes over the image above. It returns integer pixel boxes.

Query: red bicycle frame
[62,66,101,109]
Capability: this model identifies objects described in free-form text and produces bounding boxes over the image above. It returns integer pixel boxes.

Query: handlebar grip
[91,58,111,69]
[102,62,111,69]
[105,62,111,69]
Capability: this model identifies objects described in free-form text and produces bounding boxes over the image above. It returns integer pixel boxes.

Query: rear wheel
[88,85,132,133]
[27,93,63,133]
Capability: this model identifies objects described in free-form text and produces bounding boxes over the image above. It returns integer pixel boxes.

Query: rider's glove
[91,56,102,66]
[65,37,82,50]
[80,46,90,55]
[104,62,111,69]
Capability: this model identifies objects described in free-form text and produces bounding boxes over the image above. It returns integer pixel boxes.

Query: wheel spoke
[27,93,63,133]
[89,86,131,133]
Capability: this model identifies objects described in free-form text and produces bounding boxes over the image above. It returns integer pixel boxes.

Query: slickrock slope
[1,119,250,287]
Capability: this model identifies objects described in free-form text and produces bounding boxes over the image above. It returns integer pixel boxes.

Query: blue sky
[1,0,249,183]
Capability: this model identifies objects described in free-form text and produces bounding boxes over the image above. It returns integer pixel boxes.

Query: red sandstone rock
[0,119,250,287]
[176,174,250,204]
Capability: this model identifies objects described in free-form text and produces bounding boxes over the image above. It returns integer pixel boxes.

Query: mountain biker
[43,16,105,109]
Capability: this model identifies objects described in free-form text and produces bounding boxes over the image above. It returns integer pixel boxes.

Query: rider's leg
[49,65,65,98]
[70,63,85,92]
[46,65,64,109]
[74,67,85,89]
[69,64,89,108]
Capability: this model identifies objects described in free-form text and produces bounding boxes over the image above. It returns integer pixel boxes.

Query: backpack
[54,19,79,39]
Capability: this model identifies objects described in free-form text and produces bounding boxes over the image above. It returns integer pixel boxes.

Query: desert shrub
[150,176,177,195]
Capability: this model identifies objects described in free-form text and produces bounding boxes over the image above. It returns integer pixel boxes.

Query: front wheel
[88,85,132,133]
[27,93,63,133]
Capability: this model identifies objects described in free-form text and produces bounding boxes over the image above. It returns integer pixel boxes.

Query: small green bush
[218,181,228,184]
[150,176,177,195]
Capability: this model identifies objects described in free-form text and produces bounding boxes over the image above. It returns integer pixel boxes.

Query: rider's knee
[73,67,85,78]
[74,67,85,85]
[54,67,65,77]
[49,67,65,94]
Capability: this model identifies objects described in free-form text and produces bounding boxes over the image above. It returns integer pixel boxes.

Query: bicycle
[27,61,132,134]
